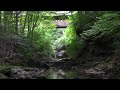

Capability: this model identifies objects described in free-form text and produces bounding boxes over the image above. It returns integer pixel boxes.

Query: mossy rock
[0,68,11,77]
[0,65,13,77]
[0,73,8,79]
[65,70,78,79]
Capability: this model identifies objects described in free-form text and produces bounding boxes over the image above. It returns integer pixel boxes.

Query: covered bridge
[54,20,69,28]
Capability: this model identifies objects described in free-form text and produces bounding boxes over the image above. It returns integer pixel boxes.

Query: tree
[14,11,22,34]
[31,12,40,40]
[22,11,28,34]
[0,11,2,32]
[0,11,1,25]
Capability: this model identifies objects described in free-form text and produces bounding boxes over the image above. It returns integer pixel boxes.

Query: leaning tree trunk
[14,11,22,34]
[0,11,2,32]
[3,11,7,32]
[31,14,39,40]
[22,12,28,34]
[27,13,33,38]
[0,11,1,25]
[27,15,30,37]
[15,12,19,34]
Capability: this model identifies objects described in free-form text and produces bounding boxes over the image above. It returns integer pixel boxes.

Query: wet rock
[19,75,26,79]
[10,67,47,79]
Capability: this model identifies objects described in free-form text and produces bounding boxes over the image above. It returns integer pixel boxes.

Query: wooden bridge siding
[54,20,69,28]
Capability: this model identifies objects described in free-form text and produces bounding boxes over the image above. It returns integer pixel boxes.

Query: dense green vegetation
[0,11,120,79]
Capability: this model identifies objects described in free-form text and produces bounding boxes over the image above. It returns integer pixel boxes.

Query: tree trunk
[3,11,7,32]
[28,15,30,37]
[0,11,2,32]
[27,15,31,37]
[22,12,28,34]
[27,13,33,38]
[15,12,18,34]
[31,14,39,39]
[0,11,1,25]
[15,11,21,34]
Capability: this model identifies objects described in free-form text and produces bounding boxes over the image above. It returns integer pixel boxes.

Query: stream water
[45,68,79,79]
[45,45,79,79]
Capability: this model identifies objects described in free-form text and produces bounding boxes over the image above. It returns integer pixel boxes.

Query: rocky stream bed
[0,59,108,79]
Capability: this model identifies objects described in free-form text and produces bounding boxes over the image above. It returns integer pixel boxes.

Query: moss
[65,70,78,79]
[0,64,21,73]
[45,69,58,79]
[0,64,13,77]
[0,73,8,79]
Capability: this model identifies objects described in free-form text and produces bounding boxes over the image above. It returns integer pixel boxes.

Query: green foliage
[112,41,120,49]
[16,44,33,61]
[63,12,103,58]
[112,31,120,49]
[55,35,65,49]
[70,11,103,35]
[65,25,85,58]
[71,12,91,31]
[64,11,118,58]
[32,29,53,58]
[31,19,55,59]
[3,11,120,63]
[81,13,120,41]
[49,28,66,51]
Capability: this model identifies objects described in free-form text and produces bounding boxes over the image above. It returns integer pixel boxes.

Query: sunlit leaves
[64,24,84,58]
